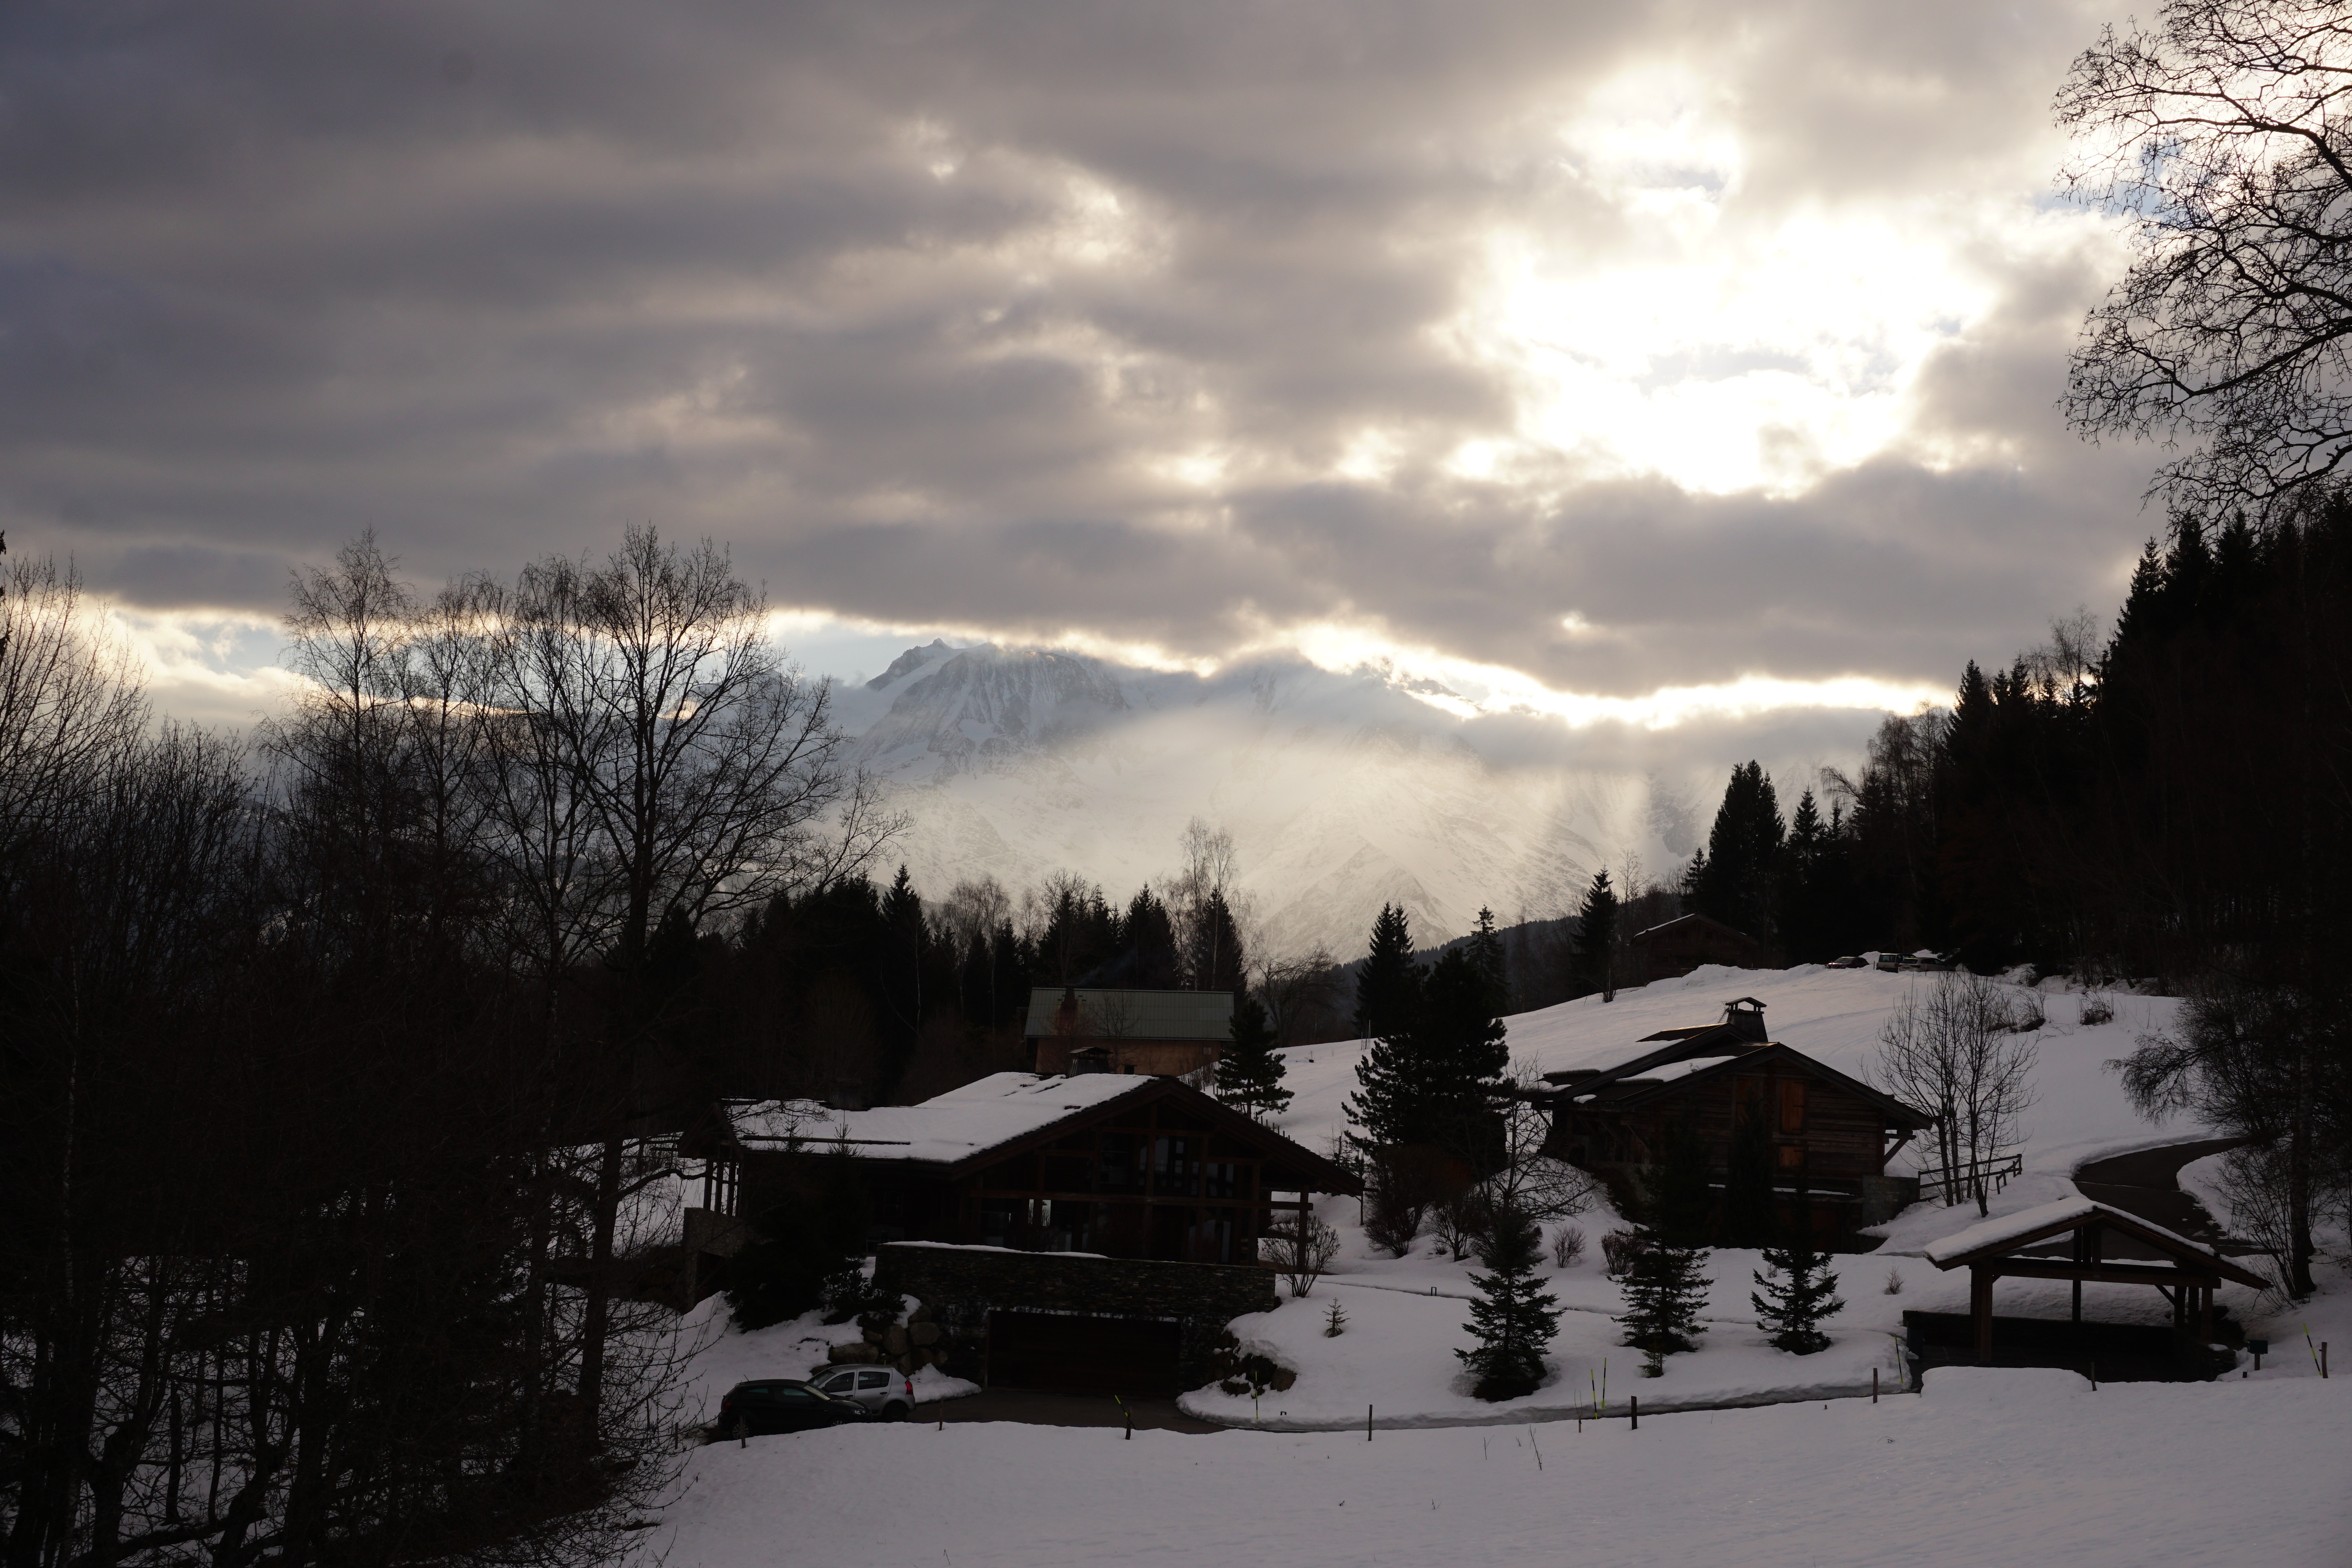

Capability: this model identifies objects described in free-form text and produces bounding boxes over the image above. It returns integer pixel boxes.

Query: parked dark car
[715,1379,876,1438]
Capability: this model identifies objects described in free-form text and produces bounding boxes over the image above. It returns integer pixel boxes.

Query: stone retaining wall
[873,1243,1280,1389]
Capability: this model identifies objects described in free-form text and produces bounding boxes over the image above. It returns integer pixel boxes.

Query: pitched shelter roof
[1021,987,1235,1041]
[1922,1196,2269,1287]
[721,1071,1359,1192]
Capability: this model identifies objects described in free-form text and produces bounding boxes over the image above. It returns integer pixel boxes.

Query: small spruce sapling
[1751,1199,1844,1355]
[1615,1116,1712,1376]
[1324,1298,1349,1338]
[1456,1203,1562,1401]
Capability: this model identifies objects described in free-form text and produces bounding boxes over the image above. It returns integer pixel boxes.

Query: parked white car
[811,1364,916,1419]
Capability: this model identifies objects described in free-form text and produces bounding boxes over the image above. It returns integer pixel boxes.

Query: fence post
[1629,1395,1638,1430]
[1367,1404,1373,1441]
[1872,1367,1878,1403]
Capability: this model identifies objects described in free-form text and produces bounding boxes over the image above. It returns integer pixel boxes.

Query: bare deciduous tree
[2057,0,2352,521]
[1875,974,2042,1215]
[1261,1209,1340,1299]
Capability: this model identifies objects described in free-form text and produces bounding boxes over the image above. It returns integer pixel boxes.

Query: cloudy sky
[4,0,2156,747]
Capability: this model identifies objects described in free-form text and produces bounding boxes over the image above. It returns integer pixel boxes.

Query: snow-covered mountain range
[828,640,1720,958]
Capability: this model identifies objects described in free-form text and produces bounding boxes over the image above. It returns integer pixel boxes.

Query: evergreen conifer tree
[1572,869,1619,1001]
[1616,1115,1713,1375]
[1215,993,1292,1122]
[1751,1201,1844,1355]
[1614,1226,1711,1376]
[1718,1101,1778,1248]
[1353,902,1423,1040]
[1467,906,1510,1015]
[1692,761,1785,944]
[1456,1202,1561,1400]
[1345,945,1506,1162]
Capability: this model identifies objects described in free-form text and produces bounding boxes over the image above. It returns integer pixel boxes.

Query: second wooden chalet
[1535,997,1934,1245]
[696,1070,1358,1265]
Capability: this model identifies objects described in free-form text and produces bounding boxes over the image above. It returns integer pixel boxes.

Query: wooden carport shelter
[1923,1197,2269,1359]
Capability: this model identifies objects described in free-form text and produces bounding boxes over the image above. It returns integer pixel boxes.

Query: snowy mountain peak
[867,638,957,691]
[851,643,1130,781]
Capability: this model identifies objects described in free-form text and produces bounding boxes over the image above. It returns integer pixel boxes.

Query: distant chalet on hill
[1628,912,1765,983]
[1533,997,1935,1247]
[1023,986,1234,1078]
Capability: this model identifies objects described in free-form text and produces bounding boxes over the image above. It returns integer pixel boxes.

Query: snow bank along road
[661,1369,2348,1568]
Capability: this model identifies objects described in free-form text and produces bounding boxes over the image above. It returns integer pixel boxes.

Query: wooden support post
[2071,1278,2082,1324]
[1971,1266,1994,1361]
[2198,1285,2213,1344]
[1629,1395,1639,1430]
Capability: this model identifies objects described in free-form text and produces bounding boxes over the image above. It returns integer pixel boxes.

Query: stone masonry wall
[873,1243,1280,1390]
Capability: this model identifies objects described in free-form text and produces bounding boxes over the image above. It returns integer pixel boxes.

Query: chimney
[1723,997,1768,1043]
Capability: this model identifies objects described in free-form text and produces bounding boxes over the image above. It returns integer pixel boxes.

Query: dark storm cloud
[1,0,2139,704]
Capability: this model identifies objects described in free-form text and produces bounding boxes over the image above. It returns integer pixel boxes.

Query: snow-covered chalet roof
[724,1072,1153,1167]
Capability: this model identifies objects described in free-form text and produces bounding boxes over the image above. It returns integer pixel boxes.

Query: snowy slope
[1264,959,2199,1183]
[657,1369,2352,1568]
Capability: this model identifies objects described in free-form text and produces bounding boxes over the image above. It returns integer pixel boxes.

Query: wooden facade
[1539,1000,1933,1244]
[1627,912,1763,984]
[1025,987,1235,1078]
[709,1075,1357,1267]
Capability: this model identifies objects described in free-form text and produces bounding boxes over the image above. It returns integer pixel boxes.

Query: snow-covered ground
[658,1368,2352,1568]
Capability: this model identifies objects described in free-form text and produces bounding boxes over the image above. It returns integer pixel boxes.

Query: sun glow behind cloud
[1435,65,2040,497]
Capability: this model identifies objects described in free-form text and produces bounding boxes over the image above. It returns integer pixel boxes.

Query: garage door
[985,1311,1184,1395]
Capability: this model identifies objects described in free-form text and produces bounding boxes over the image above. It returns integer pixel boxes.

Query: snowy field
[660,1368,2351,1568]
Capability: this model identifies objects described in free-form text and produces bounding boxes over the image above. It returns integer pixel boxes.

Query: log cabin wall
[1546,1052,1919,1248]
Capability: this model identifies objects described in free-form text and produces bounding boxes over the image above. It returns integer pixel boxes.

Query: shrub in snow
[1751,1224,1845,1355]
[1361,1148,1438,1257]
[1431,1188,1494,1259]
[2078,989,2114,1027]
[1457,1202,1561,1400]
[1600,1228,1647,1280]
[1264,1211,1340,1298]
[1883,1268,1904,1295]
[1324,1298,1348,1338]
[1552,1224,1586,1269]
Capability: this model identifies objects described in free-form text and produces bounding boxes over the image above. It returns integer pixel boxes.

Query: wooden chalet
[1628,912,1763,983]
[1024,986,1235,1078]
[1922,1197,2268,1365]
[1535,997,1935,1244]
[692,1071,1358,1269]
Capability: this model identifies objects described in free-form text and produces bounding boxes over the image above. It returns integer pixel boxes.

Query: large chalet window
[1097,1132,1143,1193]
[1152,1135,1202,1196]
[1202,1160,1252,1201]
